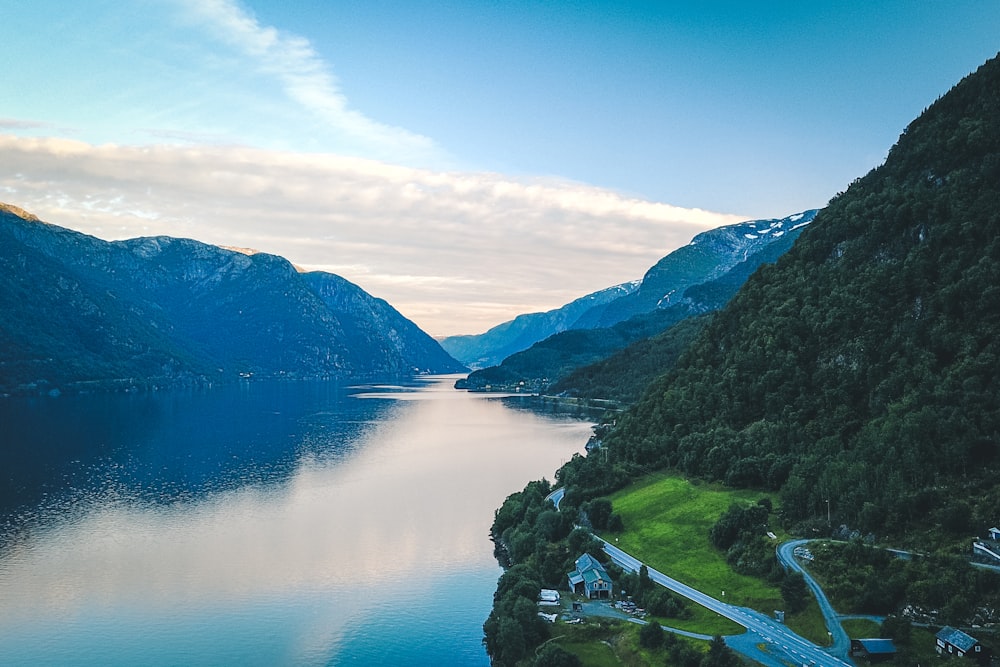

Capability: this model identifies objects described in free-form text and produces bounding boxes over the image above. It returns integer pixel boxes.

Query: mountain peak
[0,202,40,222]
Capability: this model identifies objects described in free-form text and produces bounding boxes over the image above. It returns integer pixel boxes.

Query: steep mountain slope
[0,205,463,395]
[459,217,810,393]
[592,53,1000,537]
[548,313,714,405]
[301,271,463,375]
[439,281,638,369]
[442,213,815,370]
[573,211,817,329]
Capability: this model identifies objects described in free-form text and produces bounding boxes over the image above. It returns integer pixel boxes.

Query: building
[538,589,560,605]
[936,626,989,664]
[567,553,612,599]
[850,638,896,663]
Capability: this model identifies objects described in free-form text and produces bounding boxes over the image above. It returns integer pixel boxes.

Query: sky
[1,1,998,337]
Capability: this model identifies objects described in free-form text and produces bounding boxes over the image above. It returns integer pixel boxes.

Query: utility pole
[826,499,831,526]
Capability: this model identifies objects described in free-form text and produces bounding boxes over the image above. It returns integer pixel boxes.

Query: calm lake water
[0,376,590,666]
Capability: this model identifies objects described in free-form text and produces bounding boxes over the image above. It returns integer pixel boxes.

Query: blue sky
[2,1,999,335]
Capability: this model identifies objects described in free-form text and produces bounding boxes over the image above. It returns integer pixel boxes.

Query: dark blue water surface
[0,376,589,666]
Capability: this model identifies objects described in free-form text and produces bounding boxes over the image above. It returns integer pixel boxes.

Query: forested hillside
[0,206,464,395]
[579,54,1000,540]
[548,314,713,405]
[460,215,810,395]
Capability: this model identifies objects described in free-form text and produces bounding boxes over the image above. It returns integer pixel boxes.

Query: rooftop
[937,626,978,652]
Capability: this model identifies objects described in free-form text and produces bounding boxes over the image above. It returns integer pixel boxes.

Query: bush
[639,620,664,649]
[533,643,582,667]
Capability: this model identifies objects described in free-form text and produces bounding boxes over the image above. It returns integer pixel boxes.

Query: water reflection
[0,376,589,666]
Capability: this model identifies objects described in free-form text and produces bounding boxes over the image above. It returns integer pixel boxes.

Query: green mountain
[458,215,811,395]
[0,205,464,395]
[439,281,639,369]
[585,53,1000,539]
[443,212,816,372]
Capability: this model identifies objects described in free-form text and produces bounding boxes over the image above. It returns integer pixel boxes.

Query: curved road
[776,539,850,660]
[601,539,852,667]
[546,488,853,667]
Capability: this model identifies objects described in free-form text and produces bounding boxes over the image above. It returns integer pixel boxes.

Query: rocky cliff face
[0,205,463,395]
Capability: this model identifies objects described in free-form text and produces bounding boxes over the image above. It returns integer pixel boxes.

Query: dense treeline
[462,306,701,392]
[600,54,1000,542]
[484,479,609,664]
[550,314,713,404]
[808,539,1000,626]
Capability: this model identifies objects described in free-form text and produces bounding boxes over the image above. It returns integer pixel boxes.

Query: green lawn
[604,472,783,612]
[588,471,844,645]
[558,638,622,667]
[841,618,881,639]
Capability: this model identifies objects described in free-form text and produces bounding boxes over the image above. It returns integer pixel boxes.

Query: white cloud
[174,0,438,162]
[0,134,745,336]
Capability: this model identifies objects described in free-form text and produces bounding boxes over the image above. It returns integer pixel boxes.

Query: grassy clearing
[554,620,709,667]
[841,618,881,638]
[648,602,743,636]
[549,619,636,666]
[785,604,834,646]
[557,637,622,667]
[603,472,782,615]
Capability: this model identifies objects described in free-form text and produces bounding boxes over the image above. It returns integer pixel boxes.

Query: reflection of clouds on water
[0,376,588,664]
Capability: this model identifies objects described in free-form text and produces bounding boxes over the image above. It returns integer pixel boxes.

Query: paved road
[546,488,852,667]
[600,538,853,667]
[776,539,851,660]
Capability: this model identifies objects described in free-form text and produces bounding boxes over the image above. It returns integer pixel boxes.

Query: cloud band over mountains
[0,134,743,335]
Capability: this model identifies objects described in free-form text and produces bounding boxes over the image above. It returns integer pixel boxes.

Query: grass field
[841,618,881,639]
[553,620,708,667]
[603,472,783,612]
[594,470,858,643]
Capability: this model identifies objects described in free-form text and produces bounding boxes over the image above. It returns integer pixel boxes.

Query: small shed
[567,553,612,599]
[851,638,896,663]
[988,526,1000,541]
[936,626,989,664]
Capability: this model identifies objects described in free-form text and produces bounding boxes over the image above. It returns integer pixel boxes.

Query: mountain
[566,53,1000,539]
[300,271,462,375]
[573,210,818,329]
[458,211,814,393]
[0,204,464,395]
[439,281,639,369]
[443,213,816,372]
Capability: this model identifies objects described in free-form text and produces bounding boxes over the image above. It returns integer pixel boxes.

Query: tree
[701,635,739,667]
[639,620,664,649]
[583,498,613,530]
[533,643,582,667]
[781,571,809,613]
[494,616,526,665]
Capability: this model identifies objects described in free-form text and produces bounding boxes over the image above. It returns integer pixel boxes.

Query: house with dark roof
[850,638,896,663]
[936,626,989,664]
[567,553,612,599]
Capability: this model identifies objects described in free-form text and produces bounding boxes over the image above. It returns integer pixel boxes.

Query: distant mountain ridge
[0,204,464,395]
[439,281,639,369]
[569,210,817,329]
[441,211,816,371]
[455,210,816,392]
